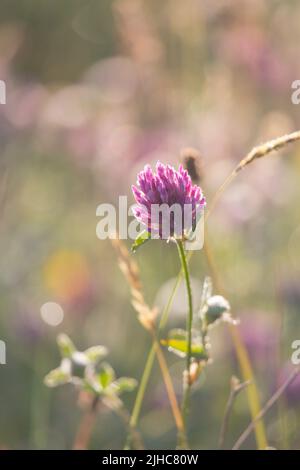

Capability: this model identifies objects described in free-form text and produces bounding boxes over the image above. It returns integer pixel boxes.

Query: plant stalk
[73,396,99,450]
[176,240,193,428]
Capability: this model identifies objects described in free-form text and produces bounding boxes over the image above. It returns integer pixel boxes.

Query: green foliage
[57,334,75,358]
[131,230,151,253]
[84,345,108,364]
[44,365,71,388]
[161,279,235,365]
[44,335,137,401]
[161,328,208,360]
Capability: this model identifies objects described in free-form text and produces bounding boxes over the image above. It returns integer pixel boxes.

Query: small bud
[205,295,230,324]
[180,147,203,183]
[71,351,90,379]
[201,294,238,329]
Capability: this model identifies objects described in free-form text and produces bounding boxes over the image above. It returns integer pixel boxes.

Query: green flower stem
[176,240,193,427]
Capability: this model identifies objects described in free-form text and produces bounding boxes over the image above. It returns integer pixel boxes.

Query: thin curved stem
[233,367,300,450]
[126,273,182,447]
[176,240,193,427]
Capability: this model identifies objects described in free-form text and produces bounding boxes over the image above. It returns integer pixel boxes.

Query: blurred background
[1,0,300,450]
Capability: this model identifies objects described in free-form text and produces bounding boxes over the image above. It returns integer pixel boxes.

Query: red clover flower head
[132,162,206,239]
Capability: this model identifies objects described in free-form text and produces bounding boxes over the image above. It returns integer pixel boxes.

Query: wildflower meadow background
[1,0,300,450]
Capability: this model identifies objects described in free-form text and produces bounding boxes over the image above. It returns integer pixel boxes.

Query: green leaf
[161,339,207,359]
[161,329,208,360]
[44,367,71,388]
[84,345,108,364]
[131,230,151,253]
[98,363,116,389]
[57,334,75,358]
[112,377,137,395]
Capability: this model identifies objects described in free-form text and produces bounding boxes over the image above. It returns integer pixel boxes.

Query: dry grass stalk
[233,367,300,450]
[111,237,157,331]
[218,376,251,449]
[207,130,300,219]
[235,130,300,173]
